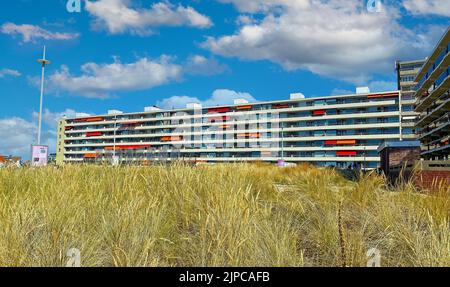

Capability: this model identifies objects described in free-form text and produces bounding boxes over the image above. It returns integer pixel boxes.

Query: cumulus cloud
[157,89,256,109]
[85,0,212,35]
[0,117,36,157]
[0,108,84,158]
[0,68,21,78]
[403,0,450,17]
[0,22,79,43]
[32,108,79,128]
[218,0,290,13]
[204,0,444,84]
[331,79,398,96]
[184,55,229,76]
[48,56,183,98]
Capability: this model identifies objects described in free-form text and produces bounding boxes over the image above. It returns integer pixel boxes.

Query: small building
[378,141,421,183]
[0,155,22,167]
[378,141,449,191]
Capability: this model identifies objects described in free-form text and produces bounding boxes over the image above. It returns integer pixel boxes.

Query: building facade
[396,59,426,138]
[56,90,416,169]
[414,27,450,161]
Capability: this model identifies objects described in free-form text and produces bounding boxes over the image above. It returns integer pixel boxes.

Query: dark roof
[377,141,421,153]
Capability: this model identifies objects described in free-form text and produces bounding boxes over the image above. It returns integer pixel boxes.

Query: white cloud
[403,0,450,17]
[184,55,229,76]
[157,89,256,109]
[0,22,79,43]
[331,80,397,96]
[32,108,79,128]
[0,108,83,158]
[0,117,36,157]
[85,0,212,35]
[48,56,183,98]
[204,0,444,84]
[0,68,21,78]
[218,0,290,13]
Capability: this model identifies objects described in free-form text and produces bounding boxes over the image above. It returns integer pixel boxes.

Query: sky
[0,0,449,159]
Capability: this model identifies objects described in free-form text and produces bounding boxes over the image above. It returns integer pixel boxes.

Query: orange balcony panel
[84,153,99,158]
[74,117,104,123]
[249,133,262,138]
[86,117,104,122]
[236,105,252,110]
[336,140,356,145]
[161,136,183,142]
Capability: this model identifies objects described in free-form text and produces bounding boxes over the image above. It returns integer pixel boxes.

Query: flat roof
[65,90,400,120]
[377,141,421,153]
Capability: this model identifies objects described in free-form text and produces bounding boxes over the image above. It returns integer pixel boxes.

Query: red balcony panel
[86,132,102,137]
[272,104,290,109]
[367,92,399,99]
[312,110,326,116]
[209,116,231,122]
[336,151,357,156]
[208,107,231,113]
[325,140,337,145]
[65,126,73,131]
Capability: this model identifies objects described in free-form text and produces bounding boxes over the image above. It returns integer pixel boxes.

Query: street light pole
[113,115,117,165]
[37,46,51,145]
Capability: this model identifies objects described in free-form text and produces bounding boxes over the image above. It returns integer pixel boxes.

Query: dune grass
[0,163,448,267]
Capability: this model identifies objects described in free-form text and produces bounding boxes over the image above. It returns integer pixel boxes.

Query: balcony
[416,97,450,128]
[415,51,450,107]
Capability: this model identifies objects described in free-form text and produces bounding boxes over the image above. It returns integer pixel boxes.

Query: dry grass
[0,163,448,267]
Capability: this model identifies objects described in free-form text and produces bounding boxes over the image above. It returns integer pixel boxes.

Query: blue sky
[0,0,449,158]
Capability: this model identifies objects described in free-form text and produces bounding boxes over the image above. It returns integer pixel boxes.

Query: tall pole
[113,115,117,164]
[37,46,50,145]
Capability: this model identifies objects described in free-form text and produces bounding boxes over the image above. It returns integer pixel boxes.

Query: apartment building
[56,90,416,169]
[414,27,450,161]
[396,59,426,137]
